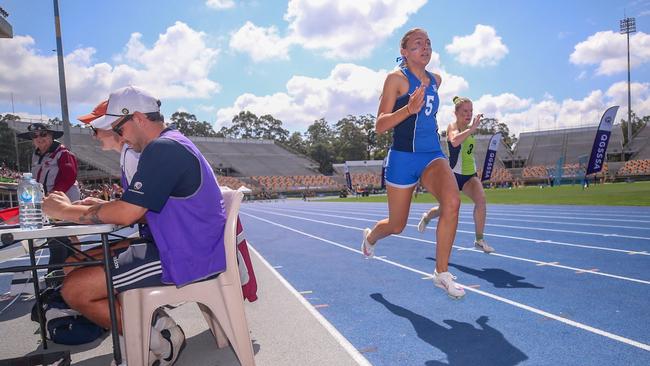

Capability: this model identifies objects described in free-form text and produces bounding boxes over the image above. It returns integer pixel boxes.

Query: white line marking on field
[247,245,372,366]
[537,262,560,266]
[576,268,600,274]
[260,206,650,255]
[629,251,649,255]
[243,212,650,352]
[244,208,650,285]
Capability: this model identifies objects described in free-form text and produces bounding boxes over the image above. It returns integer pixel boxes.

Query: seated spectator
[44,86,228,365]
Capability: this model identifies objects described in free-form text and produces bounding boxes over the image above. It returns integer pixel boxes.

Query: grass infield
[324,181,650,206]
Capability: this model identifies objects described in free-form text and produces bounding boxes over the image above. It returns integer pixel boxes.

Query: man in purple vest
[43,86,227,366]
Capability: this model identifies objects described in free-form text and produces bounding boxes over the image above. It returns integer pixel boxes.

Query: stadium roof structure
[628,123,650,159]
[4,120,320,179]
[0,7,12,38]
[514,125,624,166]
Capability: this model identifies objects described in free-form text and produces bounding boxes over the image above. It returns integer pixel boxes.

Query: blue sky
[1,0,649,136]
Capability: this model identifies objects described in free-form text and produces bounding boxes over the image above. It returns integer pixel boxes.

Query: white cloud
[229,21,291,62]
[0,22,221,110]
[229,0,430,61]
[206,0,235,10]
[286,0,426,59]
[216,63,388,130]
[216,60,470,131]
[570,30,650,75]
[438,85,650,138]
[474,93,532,116]
[605,81,650,118]
[445,24,509,66]
[491,87,650,137]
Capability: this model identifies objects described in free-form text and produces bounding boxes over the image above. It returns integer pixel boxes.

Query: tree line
[1,110,647,176]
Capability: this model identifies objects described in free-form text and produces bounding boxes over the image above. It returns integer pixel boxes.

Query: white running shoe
[417,207,440,233]
[361,228,376,258]
[417,212,430,233]
[474,239,495,253]
[150,308,186,366]
[432,270,465,299]
[156,325,186,366]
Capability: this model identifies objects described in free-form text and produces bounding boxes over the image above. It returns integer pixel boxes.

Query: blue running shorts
[385,149,447,188]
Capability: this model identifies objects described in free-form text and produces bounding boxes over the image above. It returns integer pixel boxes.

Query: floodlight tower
[620,16,636,159]
[53,0,72,149]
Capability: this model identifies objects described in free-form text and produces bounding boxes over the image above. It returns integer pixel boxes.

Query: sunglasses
[89,125,98,136]
[111,114,133,136]
[30,131,49,139]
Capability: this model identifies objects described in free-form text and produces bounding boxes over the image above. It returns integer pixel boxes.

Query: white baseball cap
[91,86,160,129]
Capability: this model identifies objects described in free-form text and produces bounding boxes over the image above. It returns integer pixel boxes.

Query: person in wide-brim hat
[18,121,80,201]
[17,122,64,140]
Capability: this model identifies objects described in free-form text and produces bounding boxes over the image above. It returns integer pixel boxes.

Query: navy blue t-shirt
[122,131,201,212]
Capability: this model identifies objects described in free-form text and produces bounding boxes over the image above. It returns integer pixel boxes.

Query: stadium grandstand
[2,118,649,204]
[626,123,650,160]
[333,160,383,190]
[512,125,625,183]
[4,120,334,195]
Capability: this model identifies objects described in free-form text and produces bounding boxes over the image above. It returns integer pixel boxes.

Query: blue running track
[239,202,650,366]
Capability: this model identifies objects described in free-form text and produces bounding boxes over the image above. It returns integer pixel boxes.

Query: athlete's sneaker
[417,212,430,233]
[432,270,465,299]
[474,239,495,253]
[361,228,376,258]
[417,207,440,233]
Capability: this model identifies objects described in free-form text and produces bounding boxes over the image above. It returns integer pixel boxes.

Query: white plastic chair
[118,190,255,365]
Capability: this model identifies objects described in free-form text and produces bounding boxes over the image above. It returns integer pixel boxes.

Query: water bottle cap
[22,172,32,179]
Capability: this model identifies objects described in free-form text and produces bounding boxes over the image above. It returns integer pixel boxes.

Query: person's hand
[43,191,72,220]
[406,85,425,115]
[73,197,108,206]
[470,113,483,132]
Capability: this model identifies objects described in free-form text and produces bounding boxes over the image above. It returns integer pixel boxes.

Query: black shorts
[110,242,165,293]
[454,173,478,191]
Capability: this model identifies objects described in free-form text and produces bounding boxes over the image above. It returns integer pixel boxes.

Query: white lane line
[247,245,373,366]
[328,205,650,223]
[472,216,650,231]
[242,212,650,352]
[296,206,650,239]
[243,208,650,285]
[252,207,649,256]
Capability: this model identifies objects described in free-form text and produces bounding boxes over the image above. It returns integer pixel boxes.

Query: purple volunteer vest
[145,129,227,286]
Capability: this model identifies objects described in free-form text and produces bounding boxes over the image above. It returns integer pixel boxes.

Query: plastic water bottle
[18,173,45,230]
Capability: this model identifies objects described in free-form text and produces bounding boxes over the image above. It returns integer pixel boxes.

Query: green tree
[333,115,367,162]
[284,131,307,155]
[219,111,289,141]
[258,114,290,141]
[477,117,517,148]
[305,119,335,174]
[0,114,33,171]
[620,111,648,146]
[373,129,393,160]
[170,112,217,137]
[48,117,62,125]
